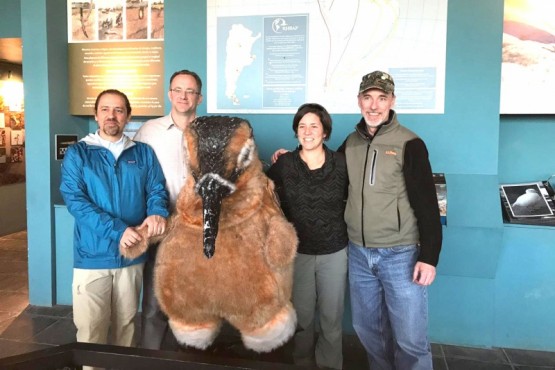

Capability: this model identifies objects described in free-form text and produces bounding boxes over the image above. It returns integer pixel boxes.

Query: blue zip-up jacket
[60,133,169,269]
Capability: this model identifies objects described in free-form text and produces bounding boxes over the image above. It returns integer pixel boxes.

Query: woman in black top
[267,103,348,369]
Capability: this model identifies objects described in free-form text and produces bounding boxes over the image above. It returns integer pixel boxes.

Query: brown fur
[122,118,298,344]
[156,167,297,332]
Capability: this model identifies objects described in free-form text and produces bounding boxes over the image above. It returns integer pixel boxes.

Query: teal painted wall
[21,0,89,305]
[499,116,555,183]
[12,0,555,350]
[494,226,555,350]
[496,115,555,351]
[0,0,21,37]
[21,0,56,306]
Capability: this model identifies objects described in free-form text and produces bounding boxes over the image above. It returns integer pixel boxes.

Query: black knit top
[267,145,348,255]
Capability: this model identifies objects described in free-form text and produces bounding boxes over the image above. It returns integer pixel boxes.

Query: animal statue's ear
[226,120,255,178]
[237,137,255,171]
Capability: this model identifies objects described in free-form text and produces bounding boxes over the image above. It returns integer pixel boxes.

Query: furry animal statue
[121,116,298,353]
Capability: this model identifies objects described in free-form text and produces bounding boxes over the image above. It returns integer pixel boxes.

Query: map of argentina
[225,24,261,106]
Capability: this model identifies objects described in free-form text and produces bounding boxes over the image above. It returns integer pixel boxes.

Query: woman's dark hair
[94,89,132,115]
[292,103,332,141]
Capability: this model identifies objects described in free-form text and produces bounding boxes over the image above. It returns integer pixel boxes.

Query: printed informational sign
[207,0,448,114]
[67,1,165,116]
[55,134,79,161]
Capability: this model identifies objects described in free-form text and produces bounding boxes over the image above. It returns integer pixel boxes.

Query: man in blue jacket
[60,89,169,351]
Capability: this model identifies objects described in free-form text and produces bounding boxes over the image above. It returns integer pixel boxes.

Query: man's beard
[103,122,121,137]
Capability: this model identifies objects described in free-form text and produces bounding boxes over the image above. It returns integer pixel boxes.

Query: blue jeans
[348,241,432,370]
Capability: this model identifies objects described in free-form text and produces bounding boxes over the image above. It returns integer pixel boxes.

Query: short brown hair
[169,69,203,94]
[94,89,132,115]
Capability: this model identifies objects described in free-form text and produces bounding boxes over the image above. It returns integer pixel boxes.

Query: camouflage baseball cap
[358,71,395,94]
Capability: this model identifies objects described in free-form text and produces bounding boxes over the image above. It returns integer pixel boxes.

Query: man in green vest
[342,70,442,370]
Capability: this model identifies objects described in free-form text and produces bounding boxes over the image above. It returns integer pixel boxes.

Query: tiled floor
[1,231,555,369]
[0,231,29,335]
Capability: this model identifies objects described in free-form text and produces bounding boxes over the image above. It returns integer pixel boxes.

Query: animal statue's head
[185,116,256,258]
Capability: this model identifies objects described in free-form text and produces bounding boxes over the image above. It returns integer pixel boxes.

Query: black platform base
[0,341,306,370]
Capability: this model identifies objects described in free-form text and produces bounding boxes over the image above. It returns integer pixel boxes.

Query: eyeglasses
[170,88,200,96]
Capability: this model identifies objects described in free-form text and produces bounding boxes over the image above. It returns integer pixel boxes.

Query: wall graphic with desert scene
[69,0,164,42]
[500,0,555,114]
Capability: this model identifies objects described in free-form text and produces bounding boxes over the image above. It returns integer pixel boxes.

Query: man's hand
[137,215,167,238]
[413,262,436,286]
[119,227,143,249]
[271,148,289,164]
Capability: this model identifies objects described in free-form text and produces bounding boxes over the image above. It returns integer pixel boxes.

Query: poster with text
[207,0,447,114]
[67,0,165,116]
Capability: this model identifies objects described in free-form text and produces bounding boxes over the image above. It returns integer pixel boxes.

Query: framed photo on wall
[10,130,24,146]
[10,147,24,163]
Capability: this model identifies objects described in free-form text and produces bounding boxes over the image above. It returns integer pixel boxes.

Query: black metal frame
[0,342,304,370]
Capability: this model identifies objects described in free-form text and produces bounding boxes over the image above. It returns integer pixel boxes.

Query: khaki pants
[73,264,144,369]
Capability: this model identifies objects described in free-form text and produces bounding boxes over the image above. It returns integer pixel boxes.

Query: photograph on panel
[501,182,554,218]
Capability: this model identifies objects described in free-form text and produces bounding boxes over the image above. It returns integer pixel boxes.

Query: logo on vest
[385,150,397,156]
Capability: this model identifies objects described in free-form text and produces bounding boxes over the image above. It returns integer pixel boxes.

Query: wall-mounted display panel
[67,0,166,116]
[207,0,448,114]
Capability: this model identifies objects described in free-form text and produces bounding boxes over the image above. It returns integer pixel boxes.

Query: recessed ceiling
[0,38,23,65]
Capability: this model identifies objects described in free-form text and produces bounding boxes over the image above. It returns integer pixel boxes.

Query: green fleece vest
[344,115,420,248]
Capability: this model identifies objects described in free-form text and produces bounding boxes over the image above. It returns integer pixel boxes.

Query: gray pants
[139,244,178,350]
[292,248,348,369]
